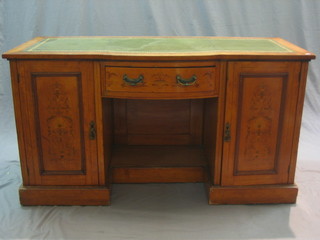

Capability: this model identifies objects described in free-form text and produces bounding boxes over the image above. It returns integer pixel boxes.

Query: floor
[0,157,319,240]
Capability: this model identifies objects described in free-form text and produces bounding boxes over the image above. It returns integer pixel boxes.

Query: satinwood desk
[2,37,315,205]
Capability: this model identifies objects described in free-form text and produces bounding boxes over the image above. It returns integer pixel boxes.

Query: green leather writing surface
[25,37,293,53]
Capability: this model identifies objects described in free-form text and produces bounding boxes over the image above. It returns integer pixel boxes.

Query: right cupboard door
[222,61,302,186]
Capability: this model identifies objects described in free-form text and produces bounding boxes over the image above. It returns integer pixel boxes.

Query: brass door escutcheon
[224,122,231,142]
[89,121,96,140]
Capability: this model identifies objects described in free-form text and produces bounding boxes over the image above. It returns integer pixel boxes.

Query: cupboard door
[222,61,301,186]
[18,61,99,185]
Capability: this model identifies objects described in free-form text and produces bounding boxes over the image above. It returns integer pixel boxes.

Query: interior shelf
[111,145,207,168]
[110,145,208,183]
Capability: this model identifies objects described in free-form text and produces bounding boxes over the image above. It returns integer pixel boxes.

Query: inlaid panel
[32,73,85,174]
[234,74,287,175]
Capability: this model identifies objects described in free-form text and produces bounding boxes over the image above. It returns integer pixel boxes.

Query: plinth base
[208,184,298,204]
[19,185,110,206]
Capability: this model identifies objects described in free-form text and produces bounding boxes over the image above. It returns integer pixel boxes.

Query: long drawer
[101,61,220,99]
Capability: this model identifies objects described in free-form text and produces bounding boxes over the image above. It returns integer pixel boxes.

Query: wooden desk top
[3,36,315,60]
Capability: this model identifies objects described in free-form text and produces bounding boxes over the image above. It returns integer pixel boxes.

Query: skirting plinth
[208,184,298,204]
[19,185,111,206]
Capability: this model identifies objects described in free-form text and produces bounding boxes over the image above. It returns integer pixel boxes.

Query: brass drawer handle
[176,74,197,86]
[123,74,144,86]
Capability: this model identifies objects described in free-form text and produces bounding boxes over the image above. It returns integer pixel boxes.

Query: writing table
[2,37,315,205]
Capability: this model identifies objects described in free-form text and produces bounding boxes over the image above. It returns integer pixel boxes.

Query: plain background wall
[0,0,319,162]
[0,1,320,239]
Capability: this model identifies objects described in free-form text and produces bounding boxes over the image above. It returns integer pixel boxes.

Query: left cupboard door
[16,61,99,185]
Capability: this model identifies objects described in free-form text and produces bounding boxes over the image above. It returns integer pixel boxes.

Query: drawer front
[101,62,219,99]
